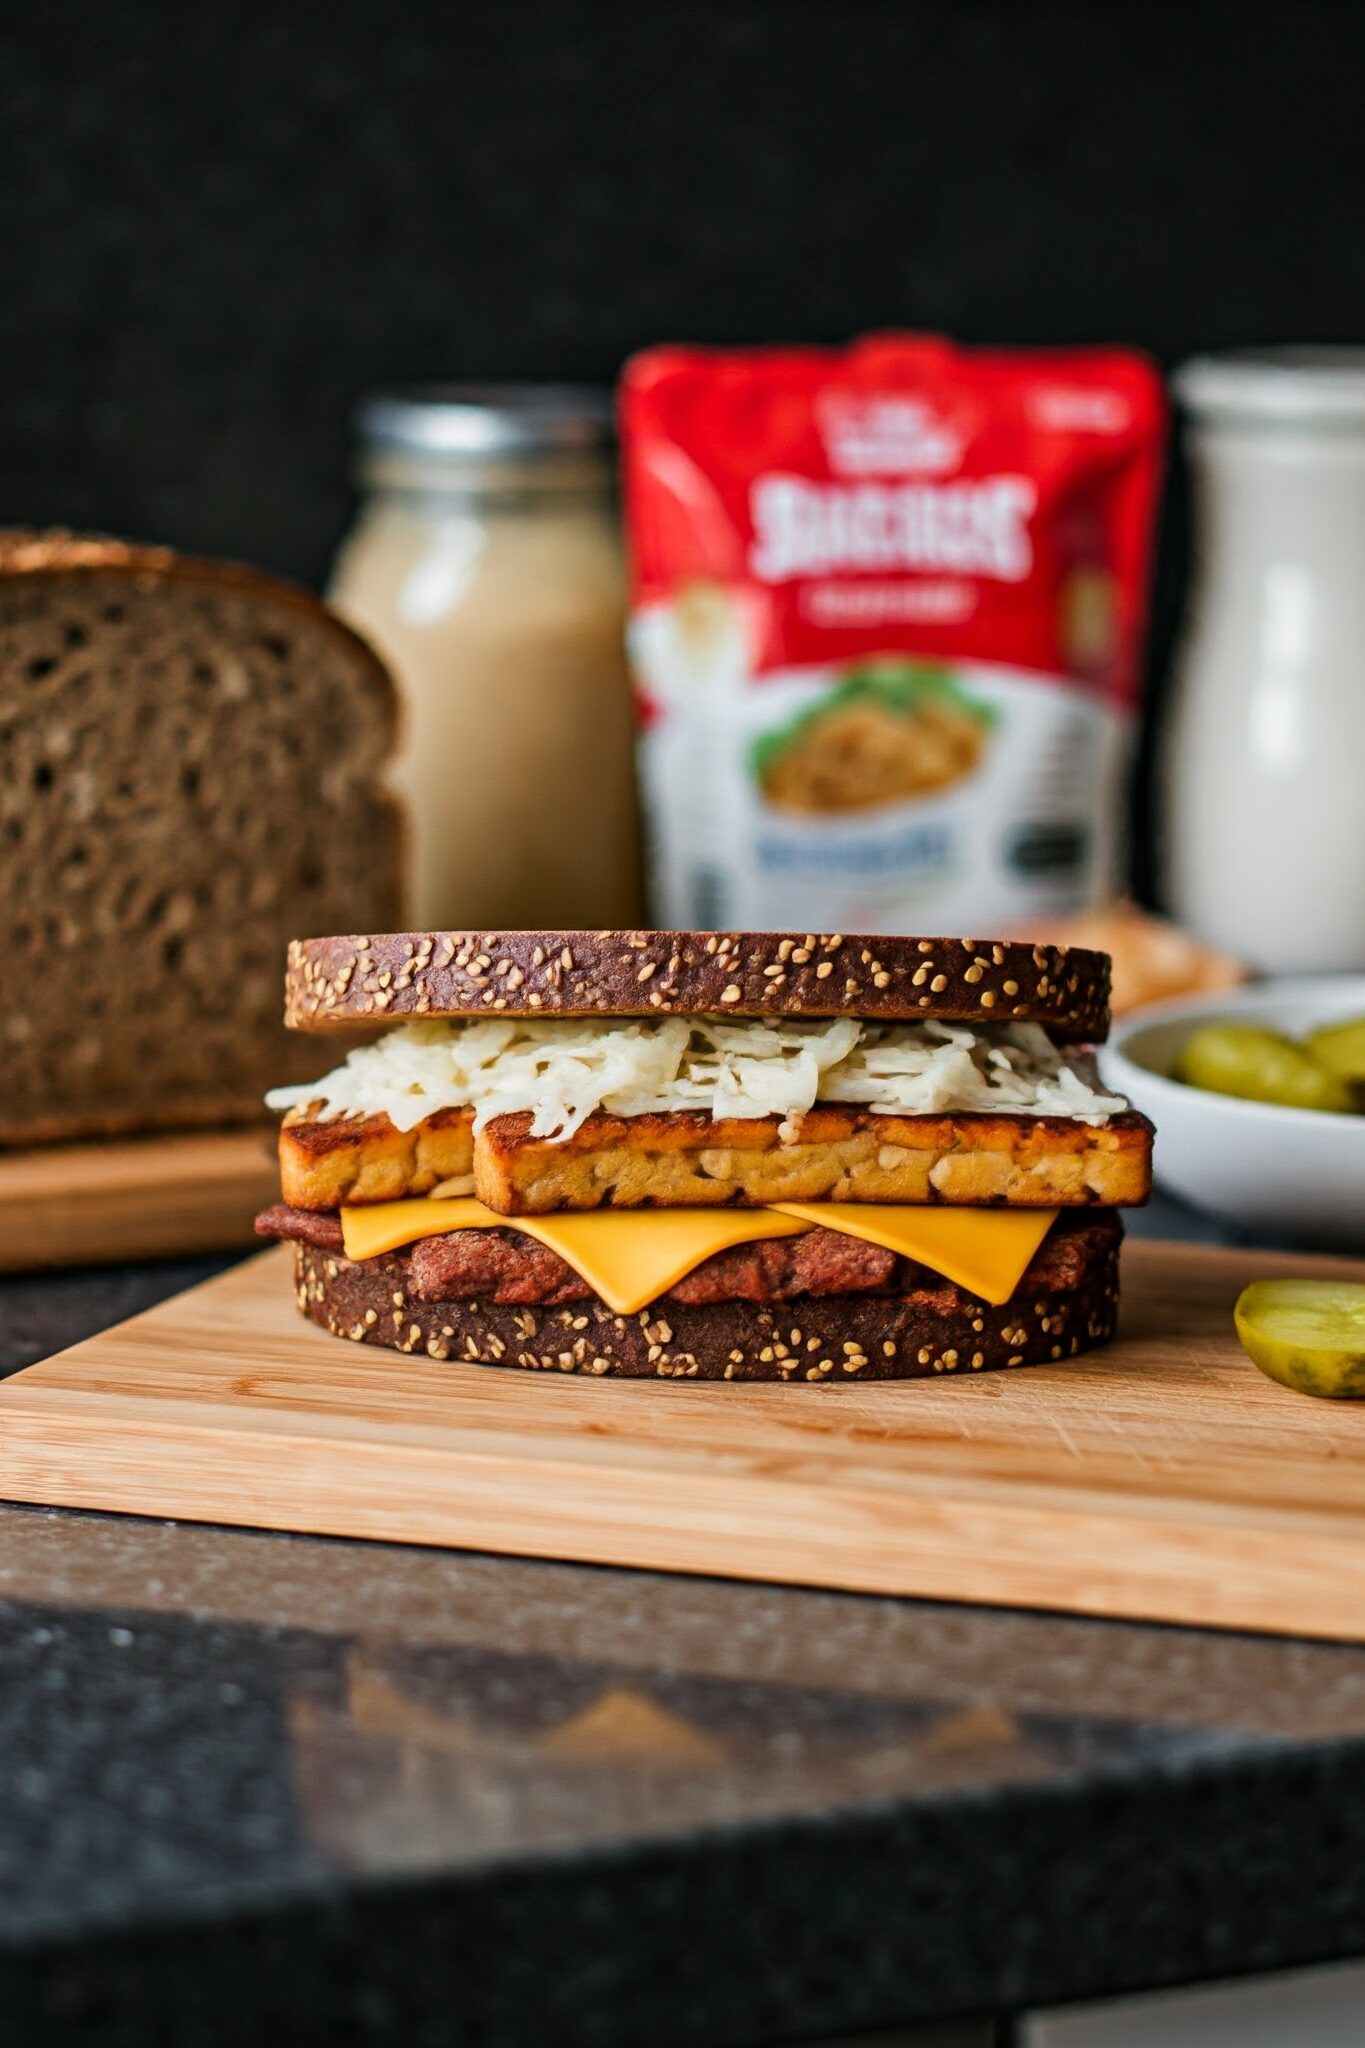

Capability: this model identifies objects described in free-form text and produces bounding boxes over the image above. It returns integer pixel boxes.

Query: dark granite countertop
[4,1200,1365,2047]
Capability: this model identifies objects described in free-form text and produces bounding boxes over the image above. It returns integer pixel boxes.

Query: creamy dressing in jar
[329,386,642,929]
[1166,351,1365,972]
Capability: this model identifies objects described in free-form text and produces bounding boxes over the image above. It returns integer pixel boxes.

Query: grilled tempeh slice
[474,1107,1152,1212]
[279,1102,1151,1213]
[280,1104,474,1209]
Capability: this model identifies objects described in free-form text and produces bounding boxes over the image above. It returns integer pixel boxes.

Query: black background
[4,0,1364,892]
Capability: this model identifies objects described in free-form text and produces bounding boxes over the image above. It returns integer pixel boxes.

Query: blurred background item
[0,532,401,1263]
[1015,902,1245,1019]
[0,532,401,1143]
[1165,351,1365,975]
[1100,976,1365,1249]
[329,386,642,929]
[621,337,1166,935]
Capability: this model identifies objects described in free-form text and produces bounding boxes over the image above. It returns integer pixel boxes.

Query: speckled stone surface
[4,1206,1365,2045]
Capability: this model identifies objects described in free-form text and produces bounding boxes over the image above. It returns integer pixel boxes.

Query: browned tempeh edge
[284,930,1112,1043]
[291,1226,1123,1381]
[475,1108,1153,1214]
[277,1102,1152,1213]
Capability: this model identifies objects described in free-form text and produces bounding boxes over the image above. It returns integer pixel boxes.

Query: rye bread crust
[284,929,1112,1042]
[291,1223,1122,1381]
[0,530,399,672]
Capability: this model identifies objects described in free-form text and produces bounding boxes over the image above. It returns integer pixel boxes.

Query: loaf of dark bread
[291,1215,1122,1380]
[0,533,403,1145]
[285,928,1112,1041]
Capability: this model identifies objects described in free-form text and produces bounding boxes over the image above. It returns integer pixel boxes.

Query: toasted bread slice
[280,1105,474,1210]
[284,929,1112,1043]
[473,1107,1152,1213]
[280,1101,1150,1212]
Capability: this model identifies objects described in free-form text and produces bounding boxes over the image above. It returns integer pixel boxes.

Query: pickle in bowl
[1174,1023,1354,1114]
[1304,1017,1365,1091]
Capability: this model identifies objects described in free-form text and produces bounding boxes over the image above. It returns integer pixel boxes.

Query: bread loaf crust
[0,531,398,687]
[284,929,1112,1042]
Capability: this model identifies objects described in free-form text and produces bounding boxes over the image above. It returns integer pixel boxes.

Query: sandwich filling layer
[258,1204,1110,1313]
[266,1013,1126,1139]
[277,1099,1152,1215]
[284,1214,1124,1380]
[339,1194,1058,1309]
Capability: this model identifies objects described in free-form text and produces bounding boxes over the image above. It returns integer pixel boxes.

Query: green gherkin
[1236,1281,1365,1400]
[1175,1024,1353,1114]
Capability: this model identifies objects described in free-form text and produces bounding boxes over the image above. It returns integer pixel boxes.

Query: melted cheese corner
[769,1203,1054,1307]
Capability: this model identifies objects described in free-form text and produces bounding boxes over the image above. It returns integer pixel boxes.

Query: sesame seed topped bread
[0,533,403,1146]
[285,929,1113,1042]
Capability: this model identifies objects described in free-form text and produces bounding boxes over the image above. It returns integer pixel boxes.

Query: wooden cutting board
[0,1129,278,1270]
[4,1236,1365,1640]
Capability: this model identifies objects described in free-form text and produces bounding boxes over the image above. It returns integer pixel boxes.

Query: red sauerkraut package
[620,334,1166,932]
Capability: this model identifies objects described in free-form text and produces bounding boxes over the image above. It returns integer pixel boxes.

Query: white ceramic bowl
[1097,977,1365,1249]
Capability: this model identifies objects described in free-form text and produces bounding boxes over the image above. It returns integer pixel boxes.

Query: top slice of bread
[0,532,404,1145]
[285,929,1112,1042]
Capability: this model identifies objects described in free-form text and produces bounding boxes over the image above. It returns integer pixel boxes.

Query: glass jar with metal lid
[329,384,642,929]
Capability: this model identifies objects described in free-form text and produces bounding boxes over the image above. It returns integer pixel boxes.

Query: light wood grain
[4,1237,1365,1639]
[0,1128,278,1269]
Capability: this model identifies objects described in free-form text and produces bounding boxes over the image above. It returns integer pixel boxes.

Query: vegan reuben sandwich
[256,929,1152,1382]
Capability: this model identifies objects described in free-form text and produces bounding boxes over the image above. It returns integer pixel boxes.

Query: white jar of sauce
[329,385,642,930]
[1164,351,1365,972]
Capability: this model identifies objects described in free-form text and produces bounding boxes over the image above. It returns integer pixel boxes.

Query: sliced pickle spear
[1234,1280,1365,1399]
[1175,1024,1353,1113]
[1304,1016,1365,1086]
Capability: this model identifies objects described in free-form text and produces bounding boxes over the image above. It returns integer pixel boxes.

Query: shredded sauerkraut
[266,1014,1126,1140]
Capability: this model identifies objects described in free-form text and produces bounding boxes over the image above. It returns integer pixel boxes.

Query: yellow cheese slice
[507,1207,810,1316]
[769,1203,1055,1307]
[340,1197,1058,1315]
[341,1198,806,1315]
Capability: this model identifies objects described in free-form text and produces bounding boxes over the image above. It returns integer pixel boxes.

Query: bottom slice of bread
[291,1231,1121,1382]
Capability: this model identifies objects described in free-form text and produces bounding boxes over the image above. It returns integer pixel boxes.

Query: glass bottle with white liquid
[1165,351,1365,972]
